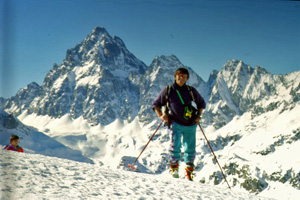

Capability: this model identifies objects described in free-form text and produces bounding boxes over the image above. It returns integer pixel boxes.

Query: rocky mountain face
[2,27,300,130]
[205,59,300,129]
[4,27,147,126]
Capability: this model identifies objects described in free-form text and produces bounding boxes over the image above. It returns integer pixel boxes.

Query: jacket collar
[173,81,187,90]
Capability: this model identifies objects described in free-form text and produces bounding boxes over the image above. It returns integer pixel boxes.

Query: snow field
[0,150,273,200]
[5,102,300,199]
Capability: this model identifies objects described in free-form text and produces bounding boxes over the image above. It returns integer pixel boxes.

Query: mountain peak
[61,27,146,75]
[150,55,183,70]
[254,65,270,75]
[91,26,108,36]
[222,59,246,71]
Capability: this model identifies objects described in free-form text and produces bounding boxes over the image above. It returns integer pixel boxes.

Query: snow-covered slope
[0,149,273,200]
[11,101,300,199]
[0,110,92,163]
[196,103,300,199]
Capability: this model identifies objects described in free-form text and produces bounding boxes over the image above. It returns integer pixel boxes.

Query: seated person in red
[4,135,24,152]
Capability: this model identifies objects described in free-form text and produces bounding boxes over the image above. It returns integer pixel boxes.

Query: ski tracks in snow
[0,150,273,200]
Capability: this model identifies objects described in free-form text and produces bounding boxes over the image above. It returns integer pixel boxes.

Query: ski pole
[198,123,231,189]
[128,120,163,170]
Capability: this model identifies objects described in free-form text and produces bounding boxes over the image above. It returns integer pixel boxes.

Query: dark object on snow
[3,114,19,129]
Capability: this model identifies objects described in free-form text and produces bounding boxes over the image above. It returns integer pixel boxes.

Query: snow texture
[0,150,273,200]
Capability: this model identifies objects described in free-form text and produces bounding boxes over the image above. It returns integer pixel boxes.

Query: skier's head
[174,68,189,80]
[10,134,20,148]
[10,135,19,143]
[174,68,189,87]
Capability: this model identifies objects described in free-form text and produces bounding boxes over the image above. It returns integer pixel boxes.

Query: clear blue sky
[1,0,300,98]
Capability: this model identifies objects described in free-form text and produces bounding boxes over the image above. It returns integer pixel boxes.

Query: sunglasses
[176,73,188,78]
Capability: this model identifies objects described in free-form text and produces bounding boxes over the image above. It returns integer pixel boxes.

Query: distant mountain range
[2,27,298,130]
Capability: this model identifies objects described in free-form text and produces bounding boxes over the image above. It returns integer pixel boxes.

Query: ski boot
[169,162,179,178]
[185,163,194,181]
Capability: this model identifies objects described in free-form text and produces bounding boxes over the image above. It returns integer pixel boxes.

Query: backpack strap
[187,85,202,118]
[166,85,196,106]
[187,85,196,102]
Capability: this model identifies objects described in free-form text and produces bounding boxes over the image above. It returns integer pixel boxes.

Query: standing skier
[152,68,205,181]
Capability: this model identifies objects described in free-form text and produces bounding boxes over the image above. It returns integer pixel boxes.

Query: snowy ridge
[0,150,273,200]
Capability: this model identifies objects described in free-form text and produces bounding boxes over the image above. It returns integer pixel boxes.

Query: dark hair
[174,68,189,79]
[10,135,19,143]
